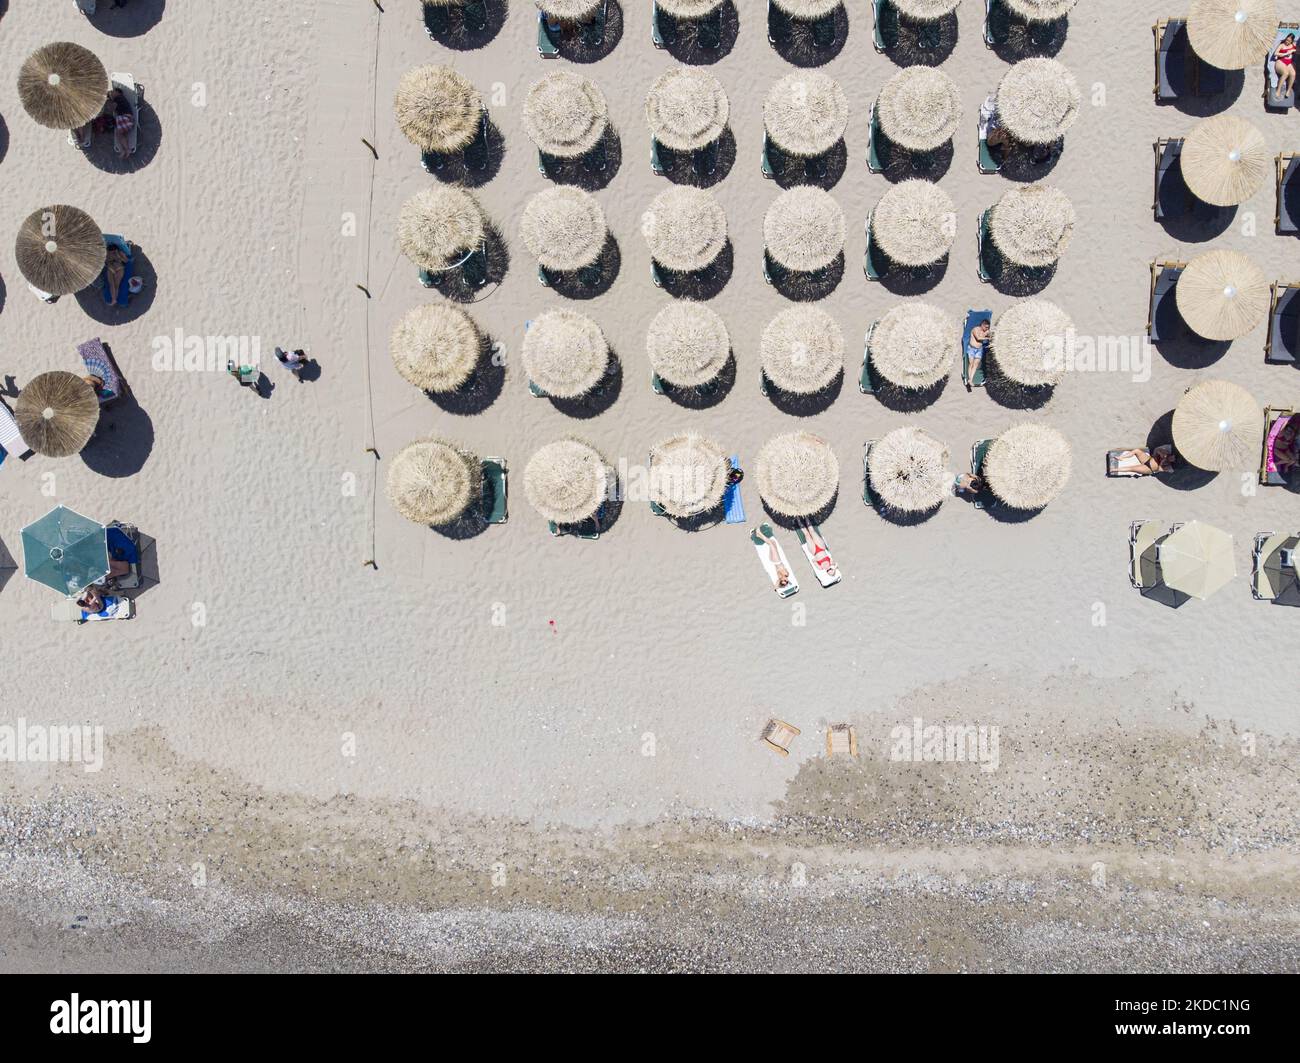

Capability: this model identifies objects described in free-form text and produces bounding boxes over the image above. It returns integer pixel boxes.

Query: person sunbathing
[965,318,991,389]
[799,520,837,581]
[1274,419,1300,472]
[111,88,135,157]
[1276,33,1297,102]
[1113,445,1175,475]
[755,525,791,590]
[104,245,128,304]
[955,472,983,496]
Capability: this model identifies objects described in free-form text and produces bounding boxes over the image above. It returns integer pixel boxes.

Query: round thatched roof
[1172,378,1264,471]
[1188,0,1278,70]
[18,42,109,130]
[15,205,106,296]
[536,0,605,18]
[649,433,730,518]
[1003,0,1077,19]
[984,423,1072,509]
[764,72,849,158]
[754,432,840,519]
[764,187,845,272]
[390,304,482,393]
[1181,115,1270,207]
[990,299,1073,387]
[398,186,485,270]
[876,67,962,153]
[522,309,610,399]
[14,371,99,458]
[868,427,951,513]
[870,180,956,267]
[989,184,1075,267]
[522,71,608,158]
[657,0,726,14]
[642,186,728,273]
[761,306,845,394]
[869,303,956,389]
[771,0,843,17]
[387,438,482,526]
[646,302,731,388]
[892,0,963,18]
[394,66,482,154]
[645,68,729,152]
[1175,249,1270,342]
[520,187,607,272]
[995,59,1081,145]
[524,438,610,525]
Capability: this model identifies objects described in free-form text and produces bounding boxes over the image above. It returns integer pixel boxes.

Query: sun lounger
[1252,531,1300,602]
[52,595,133,623]
[1107,449,1164,478]
[860,321,878,394]
[970,439,994,510]
[111,73,141,156]
[1277,154,1298,235]
[1154,19,1192,101]
[652,0,668,47]
[1260,406,1295,486]
[961,309,991,389]
[580,0,609,47]
[978,128,1000,176]
[873,0,895,51]
[1267,282,1300,364]
[1147,260,1185,342]
[867,101,886,174]
[724,456,746,524]
[752,524,799,597]
[864,214,885,282]
[1129,519,1165,590]
[101,234,134,306]
[482,457,508,524]
[538,12,560,56]
[0,402,29,466]
[761,718,800,756]
[862,441,880,509]
[1267,24,1299,111]
[795,524,841,587]
[78,338,126,406]
[825,724,858,757]
[985,0,1009,47]
[976,209,994,283]
[103,522,142,591]
[1154,139,1188,220]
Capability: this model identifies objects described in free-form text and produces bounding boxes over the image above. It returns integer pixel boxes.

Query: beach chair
[482,457,508,524]
[101,234,134,306]
[0,402,29,466]
[864,216,886,282]
[860,322,878,394]
[52,595,134,623]
[1153,139,1188,220]
[978,129,1000,176]
[985,0,1012,47]
[538,12,561,56]
[1266,282,1300,364]
[767,0,787,45]
[103,522,142,592]
[1107,449,1162,478]
[795,524,842,587]
[872,0,896,51]
[78,338,127,407]
[1252,531,1300,602]
[826,724,858,757]
[970,439,994,510]
[1147,260,1185,342]
[652,1,668,47]
[1277,154,1298,235]
[761,718,800,756]
[1267,24,1299,111]
[111,73,142,156]
[724,456,746,524]
[580,0,609,48]
[752,524,799,597]
[961,309,991,389]
[862,441,880,509]
[1260,406,1295,486]
[1154,19,1192,101]
[867,101,885,174]
[976,209,994,283]
[651,137,672,176]
[1129,519,1164,590]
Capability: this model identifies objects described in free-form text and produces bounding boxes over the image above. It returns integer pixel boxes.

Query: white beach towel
[753,530,799,597]
[798,527,842,588]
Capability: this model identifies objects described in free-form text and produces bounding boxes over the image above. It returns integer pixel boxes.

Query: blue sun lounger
[962,309,991,388]
[724,455,746,524]
[101,234,134,306]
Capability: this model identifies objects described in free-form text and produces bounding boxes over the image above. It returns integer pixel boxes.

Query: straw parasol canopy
[1158,521,1236,600]
[642,186,728,273]
[1180,115,1270,207]
[390,304,482,393]
[648,433,729,518]
[764,73,849,158]
[876,67,962,153]
[394,66,482,154]
[984,423,1072,509]
[870,180,955,267]
[1172,379,1263,470]
[761,307,844,394]
[14,372,99,458]
[869,303,956,389]
[658,0,725,14]
[398,186,485,270]
[1188,0,1278,70]
[522,309,610,399]
[990,299,1073,387]
[1003,0,1077,20]
[387,438,482,526]
[892,0,962,18]
[764,187,845,273]
[754,432,840,519]
[644,68,729,152]
[524,439,609,526]
[989,184,1075,268]
[16,205,105,296]
[771,0,843,17]
[522,71,608,158]
[1175,249,1269,341]
[520,187,607,272]
[18,42,109,130]
[995,59,1080,145]
[536,0,604,18]
[646,302,730,388]
[868,427,951,513]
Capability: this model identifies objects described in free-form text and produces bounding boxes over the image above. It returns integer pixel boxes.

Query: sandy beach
[1,0,1298,971]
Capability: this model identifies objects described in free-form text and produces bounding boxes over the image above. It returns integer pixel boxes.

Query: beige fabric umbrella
[394,66,482,154]
[522,71,608,158]
[387,438,482,526]
[646,302,730,388]
[15,372,99,458]
[990,300,1073,387]
[536,0,604,18]
[645,68,729,152]
[15,206,106,296]
[642,186,728,273]
[1180,116,1269,207]
[398,187,485,270]
[989,185,1075,268]
[869,303,956,389]
[1158,521,1236,599]
[892,0,962,18]
[657,0,726,14]
[876,67,962,153]
[755,432,840,518]
[868,427,951,513]
[984,423,1072,509]
[764,187,845,273]
[772,0,843,17]
[761,306,844,394]
[649,433,729,518]
[524,438,610,525]
[1003,0,1077,20]
[1188,0,1278,70]
[18,42,108,130]
[870,180,956,268]
[390,304,482,393]
[764,73,849,158]
[520,187,607,272]
[1175,249,1269,342]
[1172,379,1263,470]
[995,59,1080,145]
[523,309,609,399]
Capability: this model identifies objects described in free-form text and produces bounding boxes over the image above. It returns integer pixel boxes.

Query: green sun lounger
[860,322,878,394]
[872,0,896,51]
[867,101,885,174]
[482,458,508,524]
[862,441,880,509]
[971,439,993,510]
[976,210,994,283]
[538,12,560,56]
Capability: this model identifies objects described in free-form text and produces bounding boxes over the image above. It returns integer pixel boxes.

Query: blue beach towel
[724,455,746,524]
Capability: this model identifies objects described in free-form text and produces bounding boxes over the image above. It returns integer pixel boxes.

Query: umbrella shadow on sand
[546,353,622,419]
[0,536,15,598]
[770,7,848,67]
[763,491,837,531]
[1145,410,1219,492]
[877,257,947,297]
[659,353,736,410]
[885,14,958,67]
[990,16,1068,61]
[763,371,842,418]
[769,252,844,301]
[1136,535,1194,609]
[549,1,624,63]
[84,0,166,37]
[660,0,739,63]
[659,128,735,189]
[985,362,1053,411]
[542,235,620,299]
[771,140,848,191]
[1150,311,1231,369]
[539,128,621,192]
[428,339,505,416]
[654,241,733,300]
[878,140,954,184]
[874,376,948,413]
[423,0,506,50]
[997,140,1063,183]
[422,119,506,189]
[74,245,156,324]
[1165,71,1245,118]
[81,394,155,478]
[84,97,162,173]
[430,225,511,304]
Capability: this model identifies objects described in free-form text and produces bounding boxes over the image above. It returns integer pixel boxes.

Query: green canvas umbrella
[1157,520,1236,600]
[21,504,108,596]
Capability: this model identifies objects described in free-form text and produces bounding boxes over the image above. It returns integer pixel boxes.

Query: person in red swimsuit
[1276,34,1297,102]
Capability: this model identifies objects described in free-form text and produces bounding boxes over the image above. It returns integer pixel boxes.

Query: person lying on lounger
[1113,445,1176,475]
[798,519,837,581]
[955,472,983,496]
[1276,34,1297,102]
[1275,419,1300,473]
[110,88,135,157]
[104,245,129,304]
[754,525,791,591]
[965,318,990,386]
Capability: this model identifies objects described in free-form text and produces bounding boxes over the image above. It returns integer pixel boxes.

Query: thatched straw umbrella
[1158,521,1236,600]
[387,438,482,526]
[876,67,962,153]
[522,71,608,158]
[754,432,840,519]
[18,43,108,130]
[398,187,485,271]
[1188,0,1278,70]
[989,184,1075,268]
[390,304,482,393]
[658,0,726,15]
[761,307,844,394]
[642,187,728,273]
[1173,379,1263,470]
[1003,0,1078,20]
[870,180,955,268]
[522,309,610,399]
[990,299,1073,388]
[16,206,105,296]
[995,59,1080,146]
[394,66,482,154]
[868,427,951,513]
[536,0,604,18]
[649,433,729,518]
[14,372,99,458]
[868,303,956,390]
[646,302,730,388]
[520,187,607,273]
[983,423,1072,509]
[893,0,962,17]
[524,438,610,526]
[764,188,845,273]
[1175,249,1269,342]
[764,73,849,158]
[771,0,843,17]
[645,68,729,152]
[1180,116,1269,207]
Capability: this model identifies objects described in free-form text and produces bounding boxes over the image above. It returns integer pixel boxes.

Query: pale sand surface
[0,0,1298,970]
